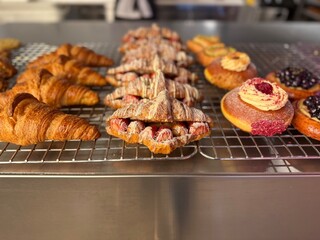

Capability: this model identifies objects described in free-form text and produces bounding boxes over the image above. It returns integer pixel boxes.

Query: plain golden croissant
[106,90,213,154]
[14,69,99,108]
[104,70,203,109]
[28,55,108,86]
[0,91,100,145]
[27,43,114,68]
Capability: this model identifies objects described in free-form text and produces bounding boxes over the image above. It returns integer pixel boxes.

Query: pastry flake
[104,70,203,109]
[106,90,212,154]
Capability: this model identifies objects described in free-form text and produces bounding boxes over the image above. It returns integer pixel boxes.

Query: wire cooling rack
[0,42,319,164]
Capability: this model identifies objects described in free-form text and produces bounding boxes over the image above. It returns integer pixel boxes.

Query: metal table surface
[0,21,320,240]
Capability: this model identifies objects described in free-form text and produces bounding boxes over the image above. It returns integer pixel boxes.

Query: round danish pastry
[197,45,233,67]
[186,35,221,54]
[266,67,320,100]
[204,51,257,90]
[221,78,294,136]
[292,95,320,141]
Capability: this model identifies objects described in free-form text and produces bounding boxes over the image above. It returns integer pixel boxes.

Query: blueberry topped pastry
[292,95,320,141]
[266,67,320,100]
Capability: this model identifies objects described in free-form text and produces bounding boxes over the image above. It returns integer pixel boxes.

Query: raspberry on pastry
[106,90,213,154]
[204,51,258,90]
[292,95,320,141]
[266,67,320,100]
[221,78,294,136]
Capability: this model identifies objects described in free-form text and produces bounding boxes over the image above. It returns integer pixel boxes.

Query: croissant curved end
[8,93,37,117]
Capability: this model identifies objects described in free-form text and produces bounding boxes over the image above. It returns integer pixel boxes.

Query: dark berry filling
[304,95,320,120]
[276,67,319,89]
[255,82,273,95]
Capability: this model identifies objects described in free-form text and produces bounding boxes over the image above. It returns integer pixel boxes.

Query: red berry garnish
[255,82,273,95]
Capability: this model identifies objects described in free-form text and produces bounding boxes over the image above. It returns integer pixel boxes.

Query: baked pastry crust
[27,43,113,68]
[104,71,203,109]
[221,87,294,135]
[292,100,320,141]
[197,46,234,67]
[0,91,100,146]
[266,72,320,100]
[186,35,221,54]
[121,43,193,67]
[14,69,99,108]
[106,90,213,154]
[205,59,257,90]
[122,24,181,43]
[28,55,107,86]
[106,57,198,87]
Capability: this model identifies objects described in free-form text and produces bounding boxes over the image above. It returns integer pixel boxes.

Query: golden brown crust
[56,43,114,67]
[221,87,294,134]
[186,36,221,54]
[186,40,204,54]
[28,55,107,86]
[14,69,99,108]
[196,46,232,67]
[0,91,100,145]
[106,126,140,144]
[138,127,192,154]
[104,72,203,109]
[106,90,213,154]
[204,59,257,90]
[27,43,113,68]
[266,72,320,100]
[0,38,21,51]
[0,53,17,80]
[292,100,320,141]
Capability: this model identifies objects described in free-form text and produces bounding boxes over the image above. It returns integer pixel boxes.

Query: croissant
[104,70,203,109]
[14,69,99,108]
[106,56,198,87]
[28,55,108,86]
[119,37,185,53]
[0,91,100,145]
[106,90,213,154]
[121,43,194,67]
[27,43,113,68]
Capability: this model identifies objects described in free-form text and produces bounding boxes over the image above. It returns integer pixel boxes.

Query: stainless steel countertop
[1,21,320,240]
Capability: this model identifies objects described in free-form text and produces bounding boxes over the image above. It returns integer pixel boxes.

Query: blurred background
[0,0,319,23]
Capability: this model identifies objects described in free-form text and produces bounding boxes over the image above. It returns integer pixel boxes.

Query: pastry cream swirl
[238,78,288,111]
[221,52,250,72]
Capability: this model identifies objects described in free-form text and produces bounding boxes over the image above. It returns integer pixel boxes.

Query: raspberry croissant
[14,69,99,108]
[27,43,113,68]
[104,70,203,109]
[106,56,198,87]
[106,90,213,154]
[0,91,100,145]
[28,55,108,86]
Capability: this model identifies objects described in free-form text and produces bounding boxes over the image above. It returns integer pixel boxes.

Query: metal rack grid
[0,42,318,164]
